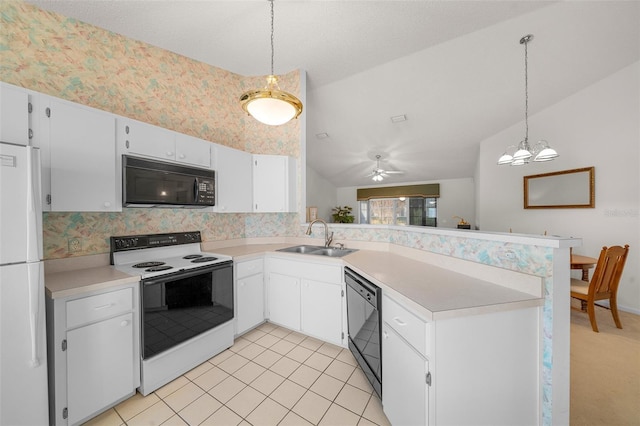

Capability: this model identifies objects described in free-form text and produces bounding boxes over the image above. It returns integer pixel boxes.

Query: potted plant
[332,206,354,223]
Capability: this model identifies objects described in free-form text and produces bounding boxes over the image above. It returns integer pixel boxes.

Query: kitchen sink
[277,245,325,254]
[276,245,357,257]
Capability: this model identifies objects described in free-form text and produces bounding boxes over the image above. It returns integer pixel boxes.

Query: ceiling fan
[366,155,405,181]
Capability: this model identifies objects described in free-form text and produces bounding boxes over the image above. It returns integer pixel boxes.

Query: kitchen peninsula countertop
[210,243,543,321]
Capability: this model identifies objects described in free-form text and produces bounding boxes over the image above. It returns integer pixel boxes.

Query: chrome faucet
[305,219,333,247]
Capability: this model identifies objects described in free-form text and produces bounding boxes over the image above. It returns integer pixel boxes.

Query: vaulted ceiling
[27,1,640,187]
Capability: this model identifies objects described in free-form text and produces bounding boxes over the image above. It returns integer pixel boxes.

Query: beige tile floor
[84,322,391,426]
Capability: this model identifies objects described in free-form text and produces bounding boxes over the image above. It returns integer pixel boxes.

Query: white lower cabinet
[381,293,540,426]
[382,323,429,426]
[268,272,301,331]
[266,256,345,346]
[47,283,140,426]
[301,278,343,345]
[235,258,265,335]
[66,313,134,425]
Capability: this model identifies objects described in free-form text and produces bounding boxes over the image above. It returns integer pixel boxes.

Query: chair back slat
[589,245,629,296]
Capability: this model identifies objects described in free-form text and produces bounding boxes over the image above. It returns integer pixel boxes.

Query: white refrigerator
[0,141,49,425]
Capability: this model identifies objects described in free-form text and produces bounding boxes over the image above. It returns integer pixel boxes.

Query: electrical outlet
[68,238,82,253]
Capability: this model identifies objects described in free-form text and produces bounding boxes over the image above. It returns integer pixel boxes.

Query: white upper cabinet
[252,154,296,213]
[118,118,211,168]
[213,144,252,213]
[117,118,176,162]
[175,133,211,168]
[0,82,30,146]
[44,97,119,212]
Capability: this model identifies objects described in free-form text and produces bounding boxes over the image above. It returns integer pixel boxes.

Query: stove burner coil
[133,261,166,268]
[145,265,173,272]
[183,254,203,259]
[191,256,218,263]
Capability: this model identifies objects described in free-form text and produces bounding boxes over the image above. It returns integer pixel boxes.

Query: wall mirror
[524,166,595,209]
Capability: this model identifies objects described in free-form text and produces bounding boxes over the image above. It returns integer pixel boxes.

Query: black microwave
[123,155,215,208]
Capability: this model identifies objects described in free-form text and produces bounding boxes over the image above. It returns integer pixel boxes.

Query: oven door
[141,261,233,359]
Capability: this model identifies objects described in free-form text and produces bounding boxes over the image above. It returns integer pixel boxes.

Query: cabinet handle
[393,317,407,326]
[383,331,388,339]
[93,303,113,311]
[178,153,186,159]
[104,201,111,208]
[120,320,130,327]
[166,151,174,157]
[239,281,245,287]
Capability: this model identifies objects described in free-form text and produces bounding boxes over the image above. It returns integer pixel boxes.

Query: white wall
[336,177,475,228]
[306,165,337,222]
[477,62,640,313]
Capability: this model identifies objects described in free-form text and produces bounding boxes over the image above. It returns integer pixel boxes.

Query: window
[359,197,437,226]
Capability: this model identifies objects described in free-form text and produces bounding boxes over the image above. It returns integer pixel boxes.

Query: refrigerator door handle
[27,263,42,367]
[26,147,43,262]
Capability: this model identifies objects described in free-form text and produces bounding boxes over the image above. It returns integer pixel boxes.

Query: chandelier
[498,34,558,166]
[239,0,303,126]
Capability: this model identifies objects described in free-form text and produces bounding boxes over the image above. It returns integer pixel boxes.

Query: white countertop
[211,243,543,321]
[45,266,140,299]
[44,242,543,320]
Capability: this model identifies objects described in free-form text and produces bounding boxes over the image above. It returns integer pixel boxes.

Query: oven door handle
[193,178,199,202]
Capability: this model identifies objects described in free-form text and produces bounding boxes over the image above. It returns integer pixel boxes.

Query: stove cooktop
[110,231,232,279]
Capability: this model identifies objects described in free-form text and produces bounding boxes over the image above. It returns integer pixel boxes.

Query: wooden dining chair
[570,245,629,332]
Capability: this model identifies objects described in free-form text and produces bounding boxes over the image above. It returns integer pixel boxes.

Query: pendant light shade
[497,35,558,166]
[240,1,303,126]
[240,75,302,126]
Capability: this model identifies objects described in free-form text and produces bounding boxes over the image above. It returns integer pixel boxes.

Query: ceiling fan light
[372,174,383,182]
[511,158,526,166]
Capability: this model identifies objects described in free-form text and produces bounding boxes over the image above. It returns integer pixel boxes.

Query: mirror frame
[524,166,595,209]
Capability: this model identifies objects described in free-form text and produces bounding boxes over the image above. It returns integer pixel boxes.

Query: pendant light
[498,35,558,166]
[239,0,303,126]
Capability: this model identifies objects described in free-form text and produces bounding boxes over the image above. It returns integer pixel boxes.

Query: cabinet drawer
[383,295,430,357]
[67,288,133,329]
[237,258,263,279]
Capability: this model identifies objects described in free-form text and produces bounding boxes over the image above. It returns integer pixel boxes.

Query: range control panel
[110,231,202,252]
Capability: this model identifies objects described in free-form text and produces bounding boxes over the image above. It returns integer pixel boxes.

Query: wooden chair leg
[610,296,623,329]
[587,301,599,332]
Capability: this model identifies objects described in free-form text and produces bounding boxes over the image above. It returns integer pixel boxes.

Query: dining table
[571,254,598,281]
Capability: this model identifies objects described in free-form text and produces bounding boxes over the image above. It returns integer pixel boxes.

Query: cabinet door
[301,279,343,345]
[214,144,252,212]
[67,312,134,425]
[252,155,295,212]
[237,273,265,335]
[382,322,429,426]
[267,272,300,330]
[175,133,211,168]
[48,99,119,211]
[0,83,29,146]
[119,118,176,161]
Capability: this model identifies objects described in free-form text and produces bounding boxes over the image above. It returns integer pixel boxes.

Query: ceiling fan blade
[384,170,404,174]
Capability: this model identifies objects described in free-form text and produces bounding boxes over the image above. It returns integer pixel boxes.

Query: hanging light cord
[523,37,529,144]
[270,0,275,76]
